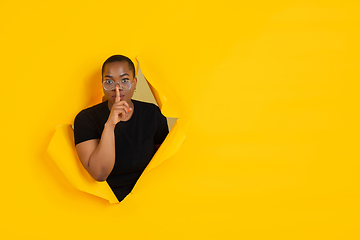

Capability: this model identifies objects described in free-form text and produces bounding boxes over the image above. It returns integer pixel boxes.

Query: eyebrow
[104,73,130,78]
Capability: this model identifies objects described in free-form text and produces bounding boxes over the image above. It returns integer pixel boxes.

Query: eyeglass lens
[103,81,132,91]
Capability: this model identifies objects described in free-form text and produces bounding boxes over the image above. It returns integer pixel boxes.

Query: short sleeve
[154,108,169,145]
[73,111,100,145]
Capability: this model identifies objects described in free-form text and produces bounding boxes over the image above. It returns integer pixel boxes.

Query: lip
[112,95,124,100]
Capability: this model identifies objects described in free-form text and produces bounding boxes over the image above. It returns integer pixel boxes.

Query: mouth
[112,95,125,100]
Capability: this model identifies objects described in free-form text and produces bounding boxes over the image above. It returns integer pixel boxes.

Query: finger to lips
[115,85,121,102]
[122,101,130,108]
[114,105,129,113]
[115,102,131,113]
[117,109,126,119]
[112,105,125,114]
[114,97,130,109]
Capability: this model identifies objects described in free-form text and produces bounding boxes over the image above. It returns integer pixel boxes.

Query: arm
[75,123,116,181]
[75,86,132,181]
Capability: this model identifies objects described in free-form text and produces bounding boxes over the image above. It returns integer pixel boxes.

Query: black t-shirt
[73,100,169,201]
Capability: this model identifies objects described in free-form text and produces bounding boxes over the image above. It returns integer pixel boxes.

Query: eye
[105,79,114,84]
[121,78,130,83]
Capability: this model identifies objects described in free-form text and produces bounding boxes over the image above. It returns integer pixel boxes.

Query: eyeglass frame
[102,79,134,91]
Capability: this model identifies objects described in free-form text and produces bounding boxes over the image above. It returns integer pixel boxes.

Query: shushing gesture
[107,85,132,127]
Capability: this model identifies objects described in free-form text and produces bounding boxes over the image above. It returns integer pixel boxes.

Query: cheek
[104,91,113,99]
[126,90,135,99]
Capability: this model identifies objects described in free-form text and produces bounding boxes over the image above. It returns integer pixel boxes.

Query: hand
[107,85,132,127]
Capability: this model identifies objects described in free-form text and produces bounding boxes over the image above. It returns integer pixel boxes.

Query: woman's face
[102,61,137,105]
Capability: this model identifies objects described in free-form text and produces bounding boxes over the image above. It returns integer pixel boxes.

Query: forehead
[103,61,132,76]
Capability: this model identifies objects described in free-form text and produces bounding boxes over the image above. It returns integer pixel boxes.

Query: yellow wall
[1,0,359,239]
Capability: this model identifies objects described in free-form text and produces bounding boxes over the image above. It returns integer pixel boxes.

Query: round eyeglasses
[102,79,133,91]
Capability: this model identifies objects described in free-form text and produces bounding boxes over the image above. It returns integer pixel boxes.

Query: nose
[113,83,122,91]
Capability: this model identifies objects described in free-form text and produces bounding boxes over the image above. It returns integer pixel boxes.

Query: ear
[134,77,138,87]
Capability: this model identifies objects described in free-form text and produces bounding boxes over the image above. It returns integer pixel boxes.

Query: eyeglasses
[102,79,133,91]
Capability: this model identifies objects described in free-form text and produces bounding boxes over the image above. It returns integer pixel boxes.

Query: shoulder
[133,99,161,114]
[132,100,165,124]
[74,102,108,145]
[133,99,158,108]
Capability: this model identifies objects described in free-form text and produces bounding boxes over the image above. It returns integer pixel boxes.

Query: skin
[75,61,137,181]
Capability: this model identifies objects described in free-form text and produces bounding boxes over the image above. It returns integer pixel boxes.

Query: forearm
[88,123,116,181]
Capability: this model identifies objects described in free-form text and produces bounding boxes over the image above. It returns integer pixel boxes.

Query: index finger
[115,85,120,103]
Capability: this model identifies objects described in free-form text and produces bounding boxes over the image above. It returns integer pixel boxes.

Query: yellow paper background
[1,0,359,239]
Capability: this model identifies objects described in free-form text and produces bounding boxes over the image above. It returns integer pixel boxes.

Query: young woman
[74,55,169,202]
